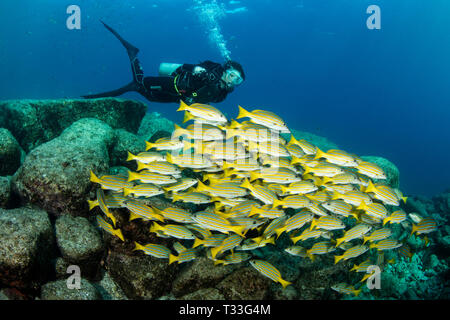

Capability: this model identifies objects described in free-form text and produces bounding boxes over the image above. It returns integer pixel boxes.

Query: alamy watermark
[66,265,81,289]
[66,5,81,30]
[366,5,381,30]
[366,265,381,290]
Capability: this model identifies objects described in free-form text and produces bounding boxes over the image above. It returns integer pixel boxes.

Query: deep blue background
[0,0,449,197]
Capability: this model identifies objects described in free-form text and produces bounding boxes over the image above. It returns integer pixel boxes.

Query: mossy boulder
[138,112,174,141]
[110,129,146,169]
[55,215,104,279]
[0,128,22,175]
[217,267,271,300]
[40,278,102,300]
[0,207,55,290]
[0,98,146,152]
[0,176,11,208]
[12,118,114,216]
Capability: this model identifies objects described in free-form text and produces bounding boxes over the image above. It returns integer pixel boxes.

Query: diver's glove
[193,66,206,75]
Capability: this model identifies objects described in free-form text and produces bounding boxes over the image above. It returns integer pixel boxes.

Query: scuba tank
[159,63,182,76]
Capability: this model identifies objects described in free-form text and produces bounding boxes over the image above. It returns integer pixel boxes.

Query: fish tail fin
[354,289,362,297]
[236,105,250,119]
[230,225,246,237]
[145,141,154,151]
[87,199,98,211]
[126,151,136,162]
[90,170,101,184]
[272,199,283,209]
[127,171,139,182]
[402,196,408,204]
[196,180,209,193]
[210,246,221,259]
[177,100,189,112]
[288,135,300,146]
[334,255,344,264]
[275,227,285,240]
[266,236,276,245]
[411,224,417,236]
[183,111,194,123]
[240,178,253,190]
[114,228,125,242]
[214,260,225,266]
[309,218,317,231]
[136,162,146,172]
[165,152,174,164]
[314,147,326,160]
[335,237,345,247]
[362,236,369,244]
[331,191,343,200]
[193,238,204,248]
[382,217,390,226]
[279,278,292,289]
[123,188,133,197]
[133,241,144,251]
[365,180,377,193]
[249,171,259,182]
[168,254,178,265]
[149,222,162,233]
[226,129,238,140]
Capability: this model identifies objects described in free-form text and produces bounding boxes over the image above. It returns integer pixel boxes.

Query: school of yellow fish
[89,101,437,297]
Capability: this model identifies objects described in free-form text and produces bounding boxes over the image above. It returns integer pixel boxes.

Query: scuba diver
[83,21,245,104]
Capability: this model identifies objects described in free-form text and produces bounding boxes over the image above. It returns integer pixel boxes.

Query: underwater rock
[106,251,178,299]
[0,207,54,290]
[217,267,271,300]
[0,176,11,208]
[361,156,400,188]
[12,118,114,216]
[180,288,225,300]
[40,278,102,300]
[55,215,104,279]
[110,129,146,169]
[0,98,146,152]
[0,128,22,176]
[171,256,239,297]
[138,111,175,141]
[92,270,129,300]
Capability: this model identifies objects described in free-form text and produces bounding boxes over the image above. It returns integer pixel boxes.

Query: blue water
[0,0,449,197]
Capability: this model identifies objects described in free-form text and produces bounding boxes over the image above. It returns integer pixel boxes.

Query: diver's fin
[100,20,139,60]
[82,81,138,99]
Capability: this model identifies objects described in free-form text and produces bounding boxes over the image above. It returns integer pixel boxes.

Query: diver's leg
[82,81,137,99]
[140,77,180,103]
[100,21,145,88]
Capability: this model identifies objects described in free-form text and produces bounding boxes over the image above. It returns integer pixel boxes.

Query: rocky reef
[0,98,448,300]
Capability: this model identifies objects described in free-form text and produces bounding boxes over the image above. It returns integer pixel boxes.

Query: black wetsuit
[83,22,233,104]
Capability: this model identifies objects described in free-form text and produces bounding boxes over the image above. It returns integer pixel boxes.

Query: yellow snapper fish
[124,199,165,222]
[226,122,282,143]
[249,259,292,288]
[247,140,291,158]
[303,163,345,178]
[96,215,124,241]
[349,258,373,273]
[126,151,165,163]
[369,239,402,251]
[178,100,228,124]
[274,211,314,238]
[163,177,198,193]
[411,217,437,235]
[363,227,392,244]
[335,223,372,247]
[88,192,126,210]
[95,188,117,227]
[322,172,361,185]
[287,135,316,155]
[90,171,134,191]
[310,216,345,231]
[334,244,369,264]
[237,106,290,133]
[306,241,336,261]
[383,210,407,226]
[133,241,171,259]
[210,233,243,258]
[169,247,197,265]
[152,206,194,224]
[331,283,361,296]
[249,205,285,219]
[356,161,386,180]
[356,202,388,221]
[191,211,246,237]
[172,191,212,204]
[166,152,213,169]
[285,245,308,258]
[240,178,278,205]
[123,183,164,198]
[364,181,400,206]
[136,161,181,177]
[196,180,248,199]
[290,228,329,244]
[314,148,359,167]
[273,195,312,210]
[236,237,275,251]
[173,123,224,141]
[280,180,318,195]
[332,190,373,207]
[214,252,252,266]
[145,137,184,151]
[193,234,227,248]
[249,167,301,184]
[321,200,353,218]
[127,170,178,185]
[286,143,306,158]
[150,222,196,240]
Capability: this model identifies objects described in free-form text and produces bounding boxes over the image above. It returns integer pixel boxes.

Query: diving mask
[224,68,243,87]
